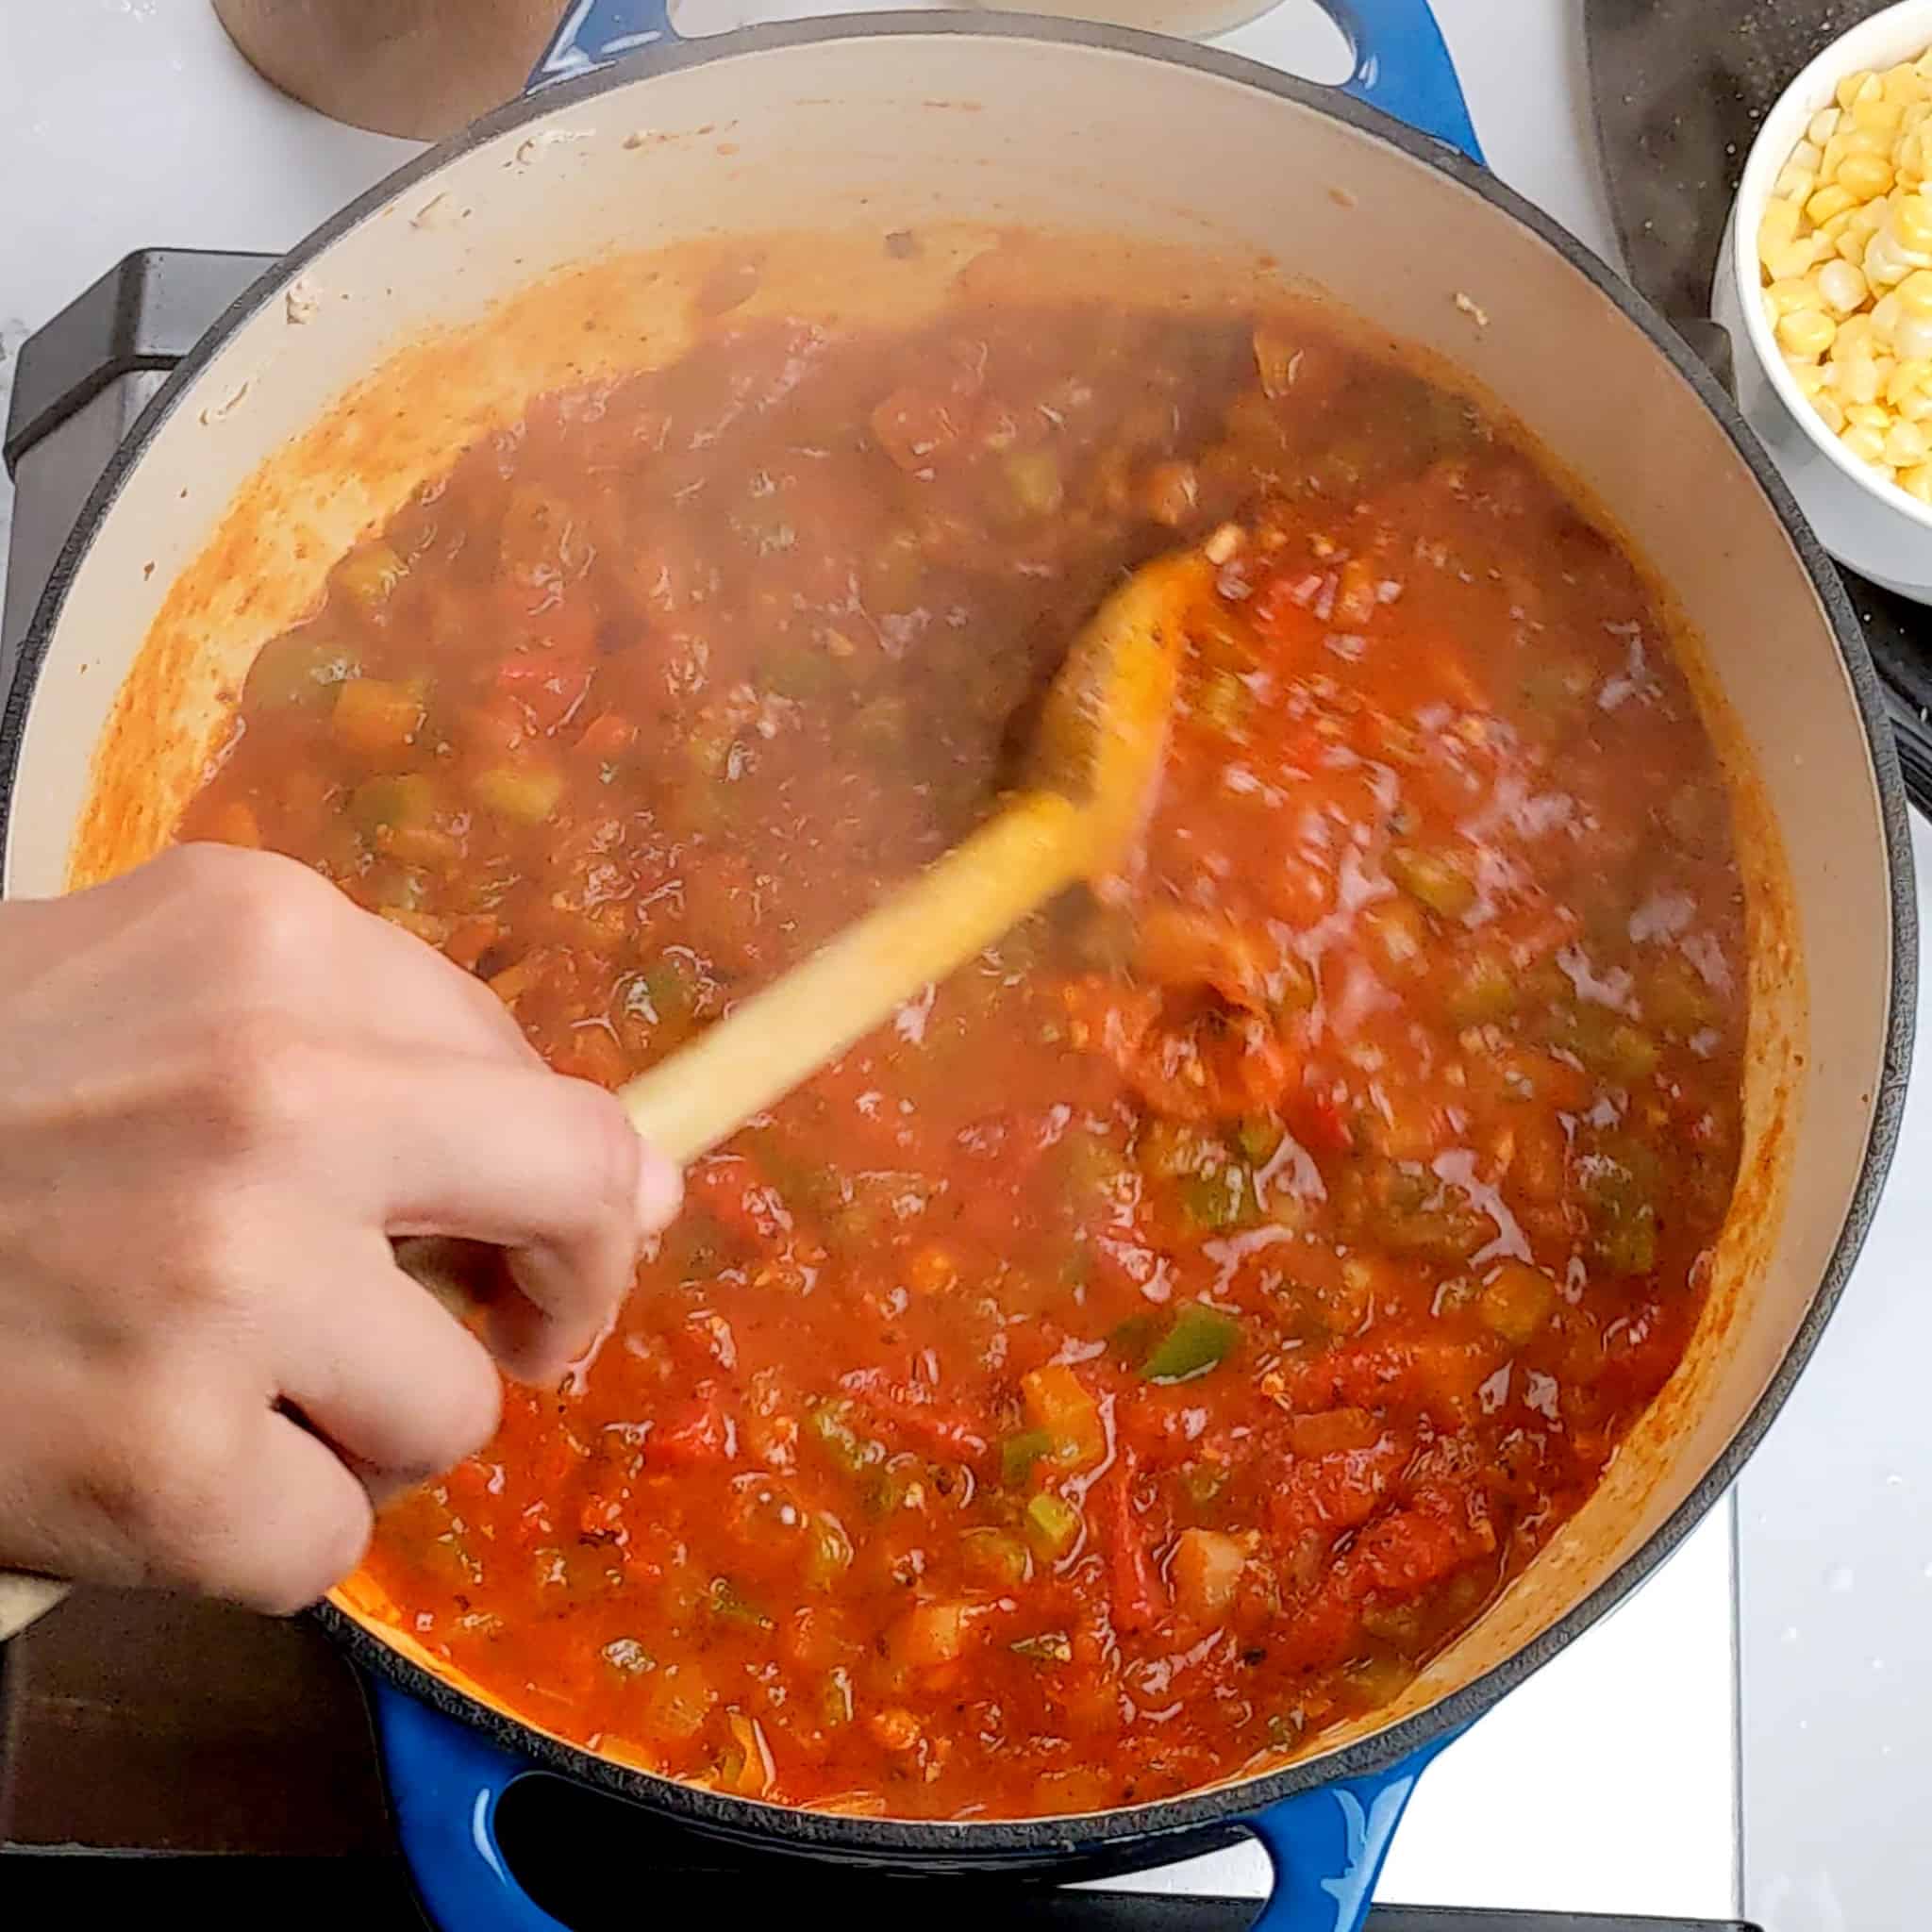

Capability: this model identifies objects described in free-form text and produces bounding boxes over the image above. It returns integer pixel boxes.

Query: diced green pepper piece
[804,1513,854,1589]
[1181,1462,1230,1511]
[1179,1166,1257,1233]
[806,1400,883,1478]
[349,773,439,836]
[1387,844,1477,921]
[1235,1115,1285,1165]
[960,1527,1031,1590]
[1024,1491,1081,1559]
[822,1666,855,1727]
[244,632,361,711]
[1141,1304,1241,1384]
[1010,1631,1074,1664]
[1003,450,1064,519]
[1581,1144,1660,1276]
[1444,950,1519,1028]
[707,1576,772,1630]
[1000,1428,1055,1488]
[1136,1119,1214,1182]
[1108,1312,1161,1368]
[1643,956,1719,1036]
[473,762,563,825]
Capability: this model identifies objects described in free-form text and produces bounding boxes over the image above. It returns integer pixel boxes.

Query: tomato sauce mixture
[180,290,1746,1819]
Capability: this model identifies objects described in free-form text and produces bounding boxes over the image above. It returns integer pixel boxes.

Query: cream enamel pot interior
[0,9,1913,1929]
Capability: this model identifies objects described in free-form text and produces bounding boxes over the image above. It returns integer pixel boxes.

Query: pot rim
[5,8,1915,1862]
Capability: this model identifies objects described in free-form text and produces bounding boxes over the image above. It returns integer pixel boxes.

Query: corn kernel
[1787,356,1829,398]
[1759,197,1803,258]
[1866,229,1913,287]
[1854,98,1907,141]
[1897,192,1932,253]
[1836,313,1879,355]
[1808,183,1858,225]
[1899,461,1932,503]
[1841,349,1886,405]
[1764,276,1820,317]
[1819,258,1870,313]
[1840,150,1897,198]
[1843,422,1890,464]
[1779,308,1839,358]
[1886,420,1929,466]
[1899,313,1932,362]
[1769,239,1828,282]
[1889,358,1932,406]
[1758,57,1932,475]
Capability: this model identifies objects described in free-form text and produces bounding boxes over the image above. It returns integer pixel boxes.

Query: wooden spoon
[611,541,1218,1163]
[0,539,1222,1641]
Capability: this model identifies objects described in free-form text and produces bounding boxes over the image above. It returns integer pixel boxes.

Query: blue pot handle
[1320,0,1483,162]
[375,1680,571,1932]
[528,1,1483,164]
[377,1671,1453,1932]
[1243,1737,1449,1930]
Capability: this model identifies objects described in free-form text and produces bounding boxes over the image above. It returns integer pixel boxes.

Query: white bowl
[1718,0,1932,603]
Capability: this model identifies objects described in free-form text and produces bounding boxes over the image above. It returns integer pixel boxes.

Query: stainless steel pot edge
[0,10,1912,1870]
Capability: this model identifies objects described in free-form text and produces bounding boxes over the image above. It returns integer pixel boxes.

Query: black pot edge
[3,8,1915,1875]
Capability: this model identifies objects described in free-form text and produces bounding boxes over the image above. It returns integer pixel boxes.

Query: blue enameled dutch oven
[0,2,1911,1926]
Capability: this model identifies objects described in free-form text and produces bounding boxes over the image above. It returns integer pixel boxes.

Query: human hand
[0,843,679,1612]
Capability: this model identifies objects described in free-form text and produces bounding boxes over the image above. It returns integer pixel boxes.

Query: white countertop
[0,4,1924,1926]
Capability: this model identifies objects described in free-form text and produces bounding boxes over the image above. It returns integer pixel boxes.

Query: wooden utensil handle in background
[0,1572,68,1642]
[213,0,564,142]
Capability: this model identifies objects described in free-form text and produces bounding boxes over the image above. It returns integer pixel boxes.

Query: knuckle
[192,1016,335,1158]
[194,848,335,985]
[236,1495,372,1618]
[572,1082,642,1235]
[78,1386,235,1585]
[416,1341,503,1477]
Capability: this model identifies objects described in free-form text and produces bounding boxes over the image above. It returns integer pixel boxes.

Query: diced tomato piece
[576,710,638,760]
[648,1400,738,1469]
[1101,1454,1167,1636]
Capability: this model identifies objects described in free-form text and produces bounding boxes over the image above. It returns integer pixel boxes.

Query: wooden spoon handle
[0,1572,68,1643]
[0,795,1091,1633]
[618,788,1089,1164]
